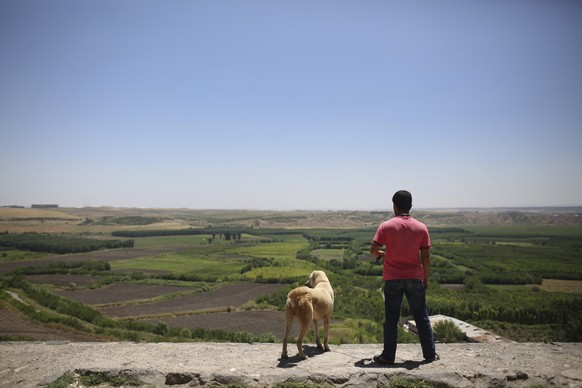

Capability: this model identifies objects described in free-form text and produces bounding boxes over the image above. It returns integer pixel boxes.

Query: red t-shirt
[373,215,431,281]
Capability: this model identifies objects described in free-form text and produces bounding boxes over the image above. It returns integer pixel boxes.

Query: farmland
[1,206,581,344]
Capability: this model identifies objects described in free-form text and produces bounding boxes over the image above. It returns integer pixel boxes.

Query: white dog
[281,270,334,359]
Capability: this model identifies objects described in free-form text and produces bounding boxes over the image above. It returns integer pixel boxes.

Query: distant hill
[1,207,580,232]
[414,208,582,227]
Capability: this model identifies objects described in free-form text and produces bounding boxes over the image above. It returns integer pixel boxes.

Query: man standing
[370,190,437,365]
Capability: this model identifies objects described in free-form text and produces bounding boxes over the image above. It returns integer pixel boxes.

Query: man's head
[392,190,412,213]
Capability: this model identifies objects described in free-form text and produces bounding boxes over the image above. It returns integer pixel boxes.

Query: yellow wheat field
[539,279,582,294]
[0,208,79,220]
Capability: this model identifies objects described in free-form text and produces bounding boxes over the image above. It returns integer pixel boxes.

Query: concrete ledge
[1,342,581,387]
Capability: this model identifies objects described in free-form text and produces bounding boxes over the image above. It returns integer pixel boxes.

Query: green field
[132,235,209,248]
[111,253,247,277]
[111,240,313,282]
[0,249,49,262]
[225,241,309,261]
[1,213,581,344]
[312,248,345,261]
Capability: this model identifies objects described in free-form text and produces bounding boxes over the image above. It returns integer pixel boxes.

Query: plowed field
[27,274,102,287]
[142,310,287,338]
[0,304,101,342]
[98,283,285,318]
[56,283,192,305]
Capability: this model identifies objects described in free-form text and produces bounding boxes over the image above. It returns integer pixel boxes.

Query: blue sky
[1,1,581,210]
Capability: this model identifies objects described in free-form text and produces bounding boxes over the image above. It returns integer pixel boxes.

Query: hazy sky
[1,1,581,210]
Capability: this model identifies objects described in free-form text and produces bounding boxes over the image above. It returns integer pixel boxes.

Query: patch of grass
[78,371,144,386]
[215,384,249,388]
[274,383,333,388]
[47,371,75,388]
[386,376,437,388]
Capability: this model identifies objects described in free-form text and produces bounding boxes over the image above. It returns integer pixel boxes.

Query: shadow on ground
[277,345,329,368]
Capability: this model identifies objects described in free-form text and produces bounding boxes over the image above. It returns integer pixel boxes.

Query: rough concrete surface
[0,342,581,387]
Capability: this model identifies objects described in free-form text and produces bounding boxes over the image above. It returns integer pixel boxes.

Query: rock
[473,373,507,387]
[165,372,194,385]
[561,368,582,381]
[0,342,580,387]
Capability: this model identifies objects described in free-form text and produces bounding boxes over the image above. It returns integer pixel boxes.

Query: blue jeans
[382,279,436,360]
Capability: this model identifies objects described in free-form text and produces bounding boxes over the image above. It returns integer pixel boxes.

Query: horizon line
[4,205,582,213]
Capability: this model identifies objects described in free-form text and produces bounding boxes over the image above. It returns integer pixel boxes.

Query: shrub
[122,331,141,342]
[180,328,192,338]
[153,322,169,336]
[259,332,276,343]
[432,320,467,343]
[233,331,255,343]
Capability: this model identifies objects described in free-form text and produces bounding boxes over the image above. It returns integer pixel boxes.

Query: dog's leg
[296,320,310,360]
[296,305,313,360]
[323,315,331,352]
[313,319,323,350]
[281,305,294,359]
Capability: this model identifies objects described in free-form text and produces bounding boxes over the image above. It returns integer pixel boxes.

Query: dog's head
[304,270,329,288]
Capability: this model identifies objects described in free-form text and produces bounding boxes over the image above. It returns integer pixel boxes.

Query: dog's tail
[286,295,305,314]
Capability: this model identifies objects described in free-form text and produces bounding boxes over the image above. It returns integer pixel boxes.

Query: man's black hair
[392,190,412,212]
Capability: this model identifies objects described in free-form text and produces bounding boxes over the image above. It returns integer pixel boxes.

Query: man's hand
[421,248,431,289]
[370,242,385,264]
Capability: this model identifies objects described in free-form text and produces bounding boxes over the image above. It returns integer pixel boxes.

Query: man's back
[373,215,430,280]
[370,190,437,365]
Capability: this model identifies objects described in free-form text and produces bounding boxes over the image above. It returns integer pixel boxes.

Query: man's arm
[370,242,385,262]
[420,247,430,288]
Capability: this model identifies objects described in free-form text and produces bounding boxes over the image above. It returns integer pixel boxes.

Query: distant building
[31,204,59,209]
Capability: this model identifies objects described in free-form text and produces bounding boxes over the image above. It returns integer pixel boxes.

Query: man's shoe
[424,353,440,363]
[373,354,395,365]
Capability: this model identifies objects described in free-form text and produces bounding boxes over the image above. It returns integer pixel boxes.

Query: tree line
[0,234,134,254]
[111,226,301,238]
